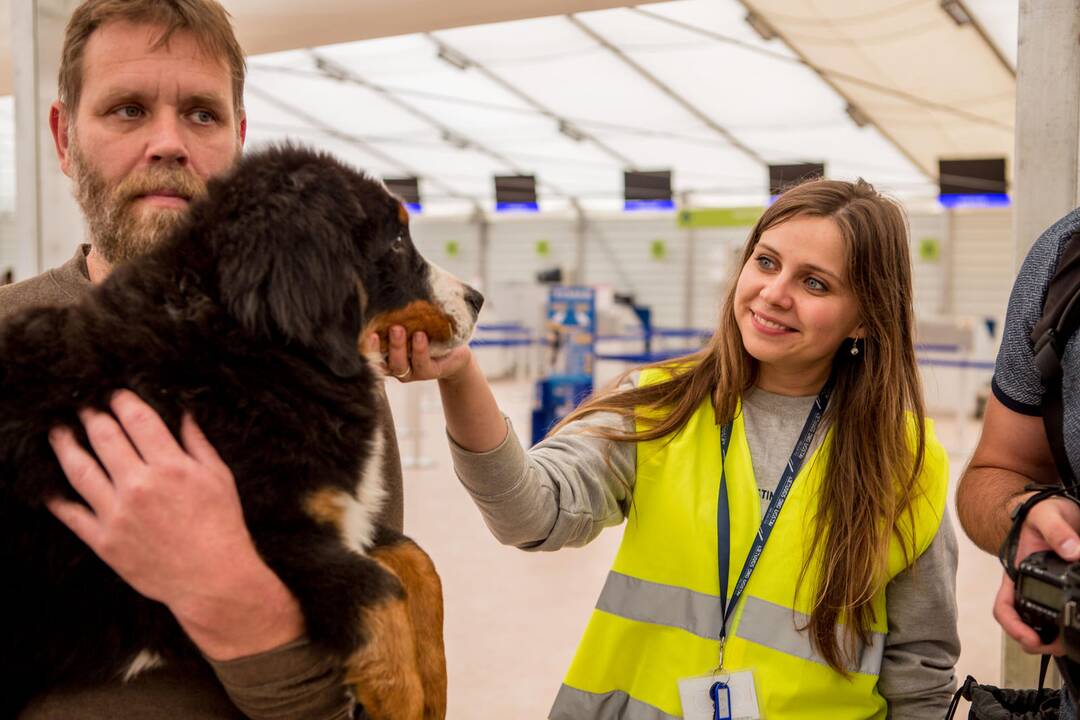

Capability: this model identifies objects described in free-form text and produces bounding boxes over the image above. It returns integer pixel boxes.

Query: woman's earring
[850,341,860,356]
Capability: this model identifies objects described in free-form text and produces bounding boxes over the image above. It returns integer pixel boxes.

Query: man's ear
[238,112,247,147]
[49,102,73,177]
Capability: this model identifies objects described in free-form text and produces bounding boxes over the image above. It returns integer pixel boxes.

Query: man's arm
[957,394,1061,554]
[957,393,1080,654]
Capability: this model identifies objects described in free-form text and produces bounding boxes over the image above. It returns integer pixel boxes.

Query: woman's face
[733,214,863,389]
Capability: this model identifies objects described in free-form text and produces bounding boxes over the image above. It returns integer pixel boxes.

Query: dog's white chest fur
[345,428,388,553]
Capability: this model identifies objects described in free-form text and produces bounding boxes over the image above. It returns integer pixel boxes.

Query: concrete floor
[387,377,1004,719]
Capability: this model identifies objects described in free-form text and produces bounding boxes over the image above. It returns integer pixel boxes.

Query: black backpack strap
[1031,229,1080,492]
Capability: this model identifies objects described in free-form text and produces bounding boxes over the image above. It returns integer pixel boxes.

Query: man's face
[55,21,245,264]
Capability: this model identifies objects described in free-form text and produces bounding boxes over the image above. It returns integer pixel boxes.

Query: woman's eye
[755,255,774,270]
[806,277,827,292]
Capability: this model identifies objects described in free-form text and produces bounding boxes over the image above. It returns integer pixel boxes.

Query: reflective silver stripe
[595,572,885,676]
[595,571,723,641]
[549,684,680,720]
[737,595,885,676]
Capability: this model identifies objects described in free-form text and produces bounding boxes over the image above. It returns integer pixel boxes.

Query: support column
[1003,0,1080,688]
[681,191,695,329]
[572,200,586,285]
[1012,0,1080,262]
[473,207,490,295]
[12,0,84,282]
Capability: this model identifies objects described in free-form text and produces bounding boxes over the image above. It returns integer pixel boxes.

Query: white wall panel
[907,211,947,318]
[384,208,1013,349]
[411,218,481,290]
[0,211,12,280]
[690,226,751,330]
[950,207,1014,322]
[583,216,685,328]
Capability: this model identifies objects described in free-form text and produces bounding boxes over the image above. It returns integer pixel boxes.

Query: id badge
[677,670,761,720]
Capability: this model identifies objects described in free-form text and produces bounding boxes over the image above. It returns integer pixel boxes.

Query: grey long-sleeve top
[449,379,960,719]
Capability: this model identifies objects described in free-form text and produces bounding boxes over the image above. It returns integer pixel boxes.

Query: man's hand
[992,494,1080,656]
[46,390,304,660]
[375,325,473,384]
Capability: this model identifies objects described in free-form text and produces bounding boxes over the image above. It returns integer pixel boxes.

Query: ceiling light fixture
[436,45,472,71]
[441,130,471,150]
[558,120,587,142]
[940,0,972,26]
[845,104,869,128]
[744,12,776,42]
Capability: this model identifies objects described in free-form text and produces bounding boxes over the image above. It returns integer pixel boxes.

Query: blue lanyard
[716,381,833,655]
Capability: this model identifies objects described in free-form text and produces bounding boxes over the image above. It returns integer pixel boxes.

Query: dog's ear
[210,155,367,377]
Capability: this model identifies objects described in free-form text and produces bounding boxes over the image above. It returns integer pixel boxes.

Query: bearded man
[0,1,404,718]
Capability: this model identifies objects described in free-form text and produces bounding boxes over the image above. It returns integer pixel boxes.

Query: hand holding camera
[996,491,1080,657]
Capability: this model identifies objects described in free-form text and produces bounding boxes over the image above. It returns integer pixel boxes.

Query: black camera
[1015,550,1080,662]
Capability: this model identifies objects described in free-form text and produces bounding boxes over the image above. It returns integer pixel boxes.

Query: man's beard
[68,138,209,266]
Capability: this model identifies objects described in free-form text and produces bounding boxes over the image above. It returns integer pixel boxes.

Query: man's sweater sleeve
[209,638,354,720]
[877,511,960,718]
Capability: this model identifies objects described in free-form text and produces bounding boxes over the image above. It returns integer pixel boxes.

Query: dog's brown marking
[371,540,447,720]
[397,201,410,226]
[346,597,425,720]
[366,301,454,353]
[304,488,345,530]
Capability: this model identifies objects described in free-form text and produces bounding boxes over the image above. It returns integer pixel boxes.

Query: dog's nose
[464,287,484,317]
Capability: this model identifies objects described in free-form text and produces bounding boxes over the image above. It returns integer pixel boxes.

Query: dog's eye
[391,234,406,252]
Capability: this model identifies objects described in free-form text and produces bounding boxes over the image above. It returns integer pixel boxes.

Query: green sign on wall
[445,240,460,258]
[650,239,667,260]
[918,236,941,263]
[678,207,764,229]
[536,239,551,258]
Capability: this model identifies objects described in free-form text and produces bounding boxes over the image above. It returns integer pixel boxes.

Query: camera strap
[999,483,1080,581]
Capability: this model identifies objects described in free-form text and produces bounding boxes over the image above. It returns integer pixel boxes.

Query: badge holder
[677,666,761,720]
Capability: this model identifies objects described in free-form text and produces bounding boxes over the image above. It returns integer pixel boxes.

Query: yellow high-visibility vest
[550,368,948,719]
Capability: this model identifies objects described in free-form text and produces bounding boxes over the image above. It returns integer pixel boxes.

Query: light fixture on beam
[441,130,471,150]
[940,0,972,26]
[744,12,776,42]
[845,103,869,128]
[312,55,348,82]
[436,45,471,71]
[558,120,587,143]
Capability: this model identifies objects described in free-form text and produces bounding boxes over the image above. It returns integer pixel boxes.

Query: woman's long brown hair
[553,178,925,672]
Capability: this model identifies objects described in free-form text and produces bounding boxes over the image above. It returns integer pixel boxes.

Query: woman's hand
[368,325,473,384]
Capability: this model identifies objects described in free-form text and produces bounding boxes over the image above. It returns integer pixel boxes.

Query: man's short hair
[59,0,246,120]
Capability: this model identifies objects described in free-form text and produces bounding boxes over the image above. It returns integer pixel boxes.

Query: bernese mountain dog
[0,144,481,719]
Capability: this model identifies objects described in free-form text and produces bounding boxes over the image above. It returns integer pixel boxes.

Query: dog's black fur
[0,144,469,713]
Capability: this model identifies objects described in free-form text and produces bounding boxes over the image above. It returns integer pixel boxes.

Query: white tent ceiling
[238,0,1017,214]
[1,0,1019,216]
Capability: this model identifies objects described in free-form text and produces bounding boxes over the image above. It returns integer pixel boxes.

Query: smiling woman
[423,176,959,720]
[734,214,863,396]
